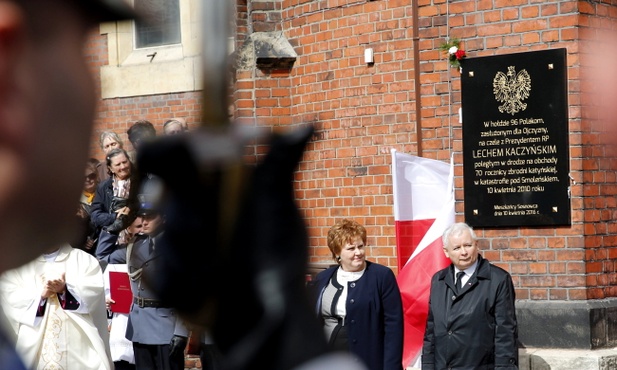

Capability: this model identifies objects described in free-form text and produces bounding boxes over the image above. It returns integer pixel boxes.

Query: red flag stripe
[397,236,451,366]
[390,150,454,368]
[395,219,435,272]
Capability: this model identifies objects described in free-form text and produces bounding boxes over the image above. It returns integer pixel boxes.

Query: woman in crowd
[73,158,102,254]
[98,131,125,181]
[162,119,187,135]
[90,148,140,257]
[309,219,404,370]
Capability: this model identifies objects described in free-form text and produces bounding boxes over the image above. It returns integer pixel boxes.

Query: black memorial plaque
[461,48,570,227]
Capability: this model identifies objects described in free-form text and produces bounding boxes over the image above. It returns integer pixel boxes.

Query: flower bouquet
[439,38,466,69]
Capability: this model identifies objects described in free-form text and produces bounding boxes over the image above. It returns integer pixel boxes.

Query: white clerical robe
[0,244,112,370]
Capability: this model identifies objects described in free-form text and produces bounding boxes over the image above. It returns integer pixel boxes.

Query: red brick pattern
[89,1,617,301]
[84,32,203,160]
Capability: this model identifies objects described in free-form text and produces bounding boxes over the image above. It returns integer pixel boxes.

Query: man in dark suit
[422,222,518,370]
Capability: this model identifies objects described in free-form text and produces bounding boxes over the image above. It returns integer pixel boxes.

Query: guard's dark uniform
[107,232,188,370]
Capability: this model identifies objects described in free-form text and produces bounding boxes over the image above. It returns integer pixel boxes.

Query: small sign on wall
[461,48,571,227]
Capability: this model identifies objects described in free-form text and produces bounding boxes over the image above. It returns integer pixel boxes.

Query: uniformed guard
[105,176,189,370]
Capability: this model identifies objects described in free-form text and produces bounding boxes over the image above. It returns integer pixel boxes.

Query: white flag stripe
[407,155,455,263]
[393,151,455,369]
[406,193,455,269]
[391,149,451,221]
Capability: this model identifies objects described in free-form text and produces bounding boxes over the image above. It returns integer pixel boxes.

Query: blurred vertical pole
[199,0,244,255]
[201,0,232,127]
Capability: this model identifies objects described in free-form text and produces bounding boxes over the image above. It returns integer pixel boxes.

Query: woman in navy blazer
[309,219,404,370]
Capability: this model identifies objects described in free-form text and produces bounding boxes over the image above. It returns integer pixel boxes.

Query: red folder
[109,271,133,314]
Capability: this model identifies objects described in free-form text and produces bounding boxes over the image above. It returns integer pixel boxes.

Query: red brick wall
[578,1,617,299]
[90,1,617,300]
[254,0,423,270]
[415,0,586,301]
[231,0,617,301]
[91,93,203,159]
[84,32,203,161]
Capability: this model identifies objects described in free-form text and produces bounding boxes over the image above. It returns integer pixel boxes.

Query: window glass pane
[134,0,181,49]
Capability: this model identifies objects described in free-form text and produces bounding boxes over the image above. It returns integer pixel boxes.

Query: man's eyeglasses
[85,173,97,181]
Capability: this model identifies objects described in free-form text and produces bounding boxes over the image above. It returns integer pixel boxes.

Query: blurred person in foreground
[0,0,136,368]
[135,125,369,370]
[422,222,518,370]
[309,218,404,370]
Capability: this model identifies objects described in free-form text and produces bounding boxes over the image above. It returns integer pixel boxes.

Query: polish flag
[391,150,454,368]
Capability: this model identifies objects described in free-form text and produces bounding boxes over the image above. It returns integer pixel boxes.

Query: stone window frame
[99,0,202,99]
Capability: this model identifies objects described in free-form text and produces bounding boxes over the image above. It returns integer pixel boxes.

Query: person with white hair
[422,222,518,369]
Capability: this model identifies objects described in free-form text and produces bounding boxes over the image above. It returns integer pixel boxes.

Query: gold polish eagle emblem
[493,66,531,115]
